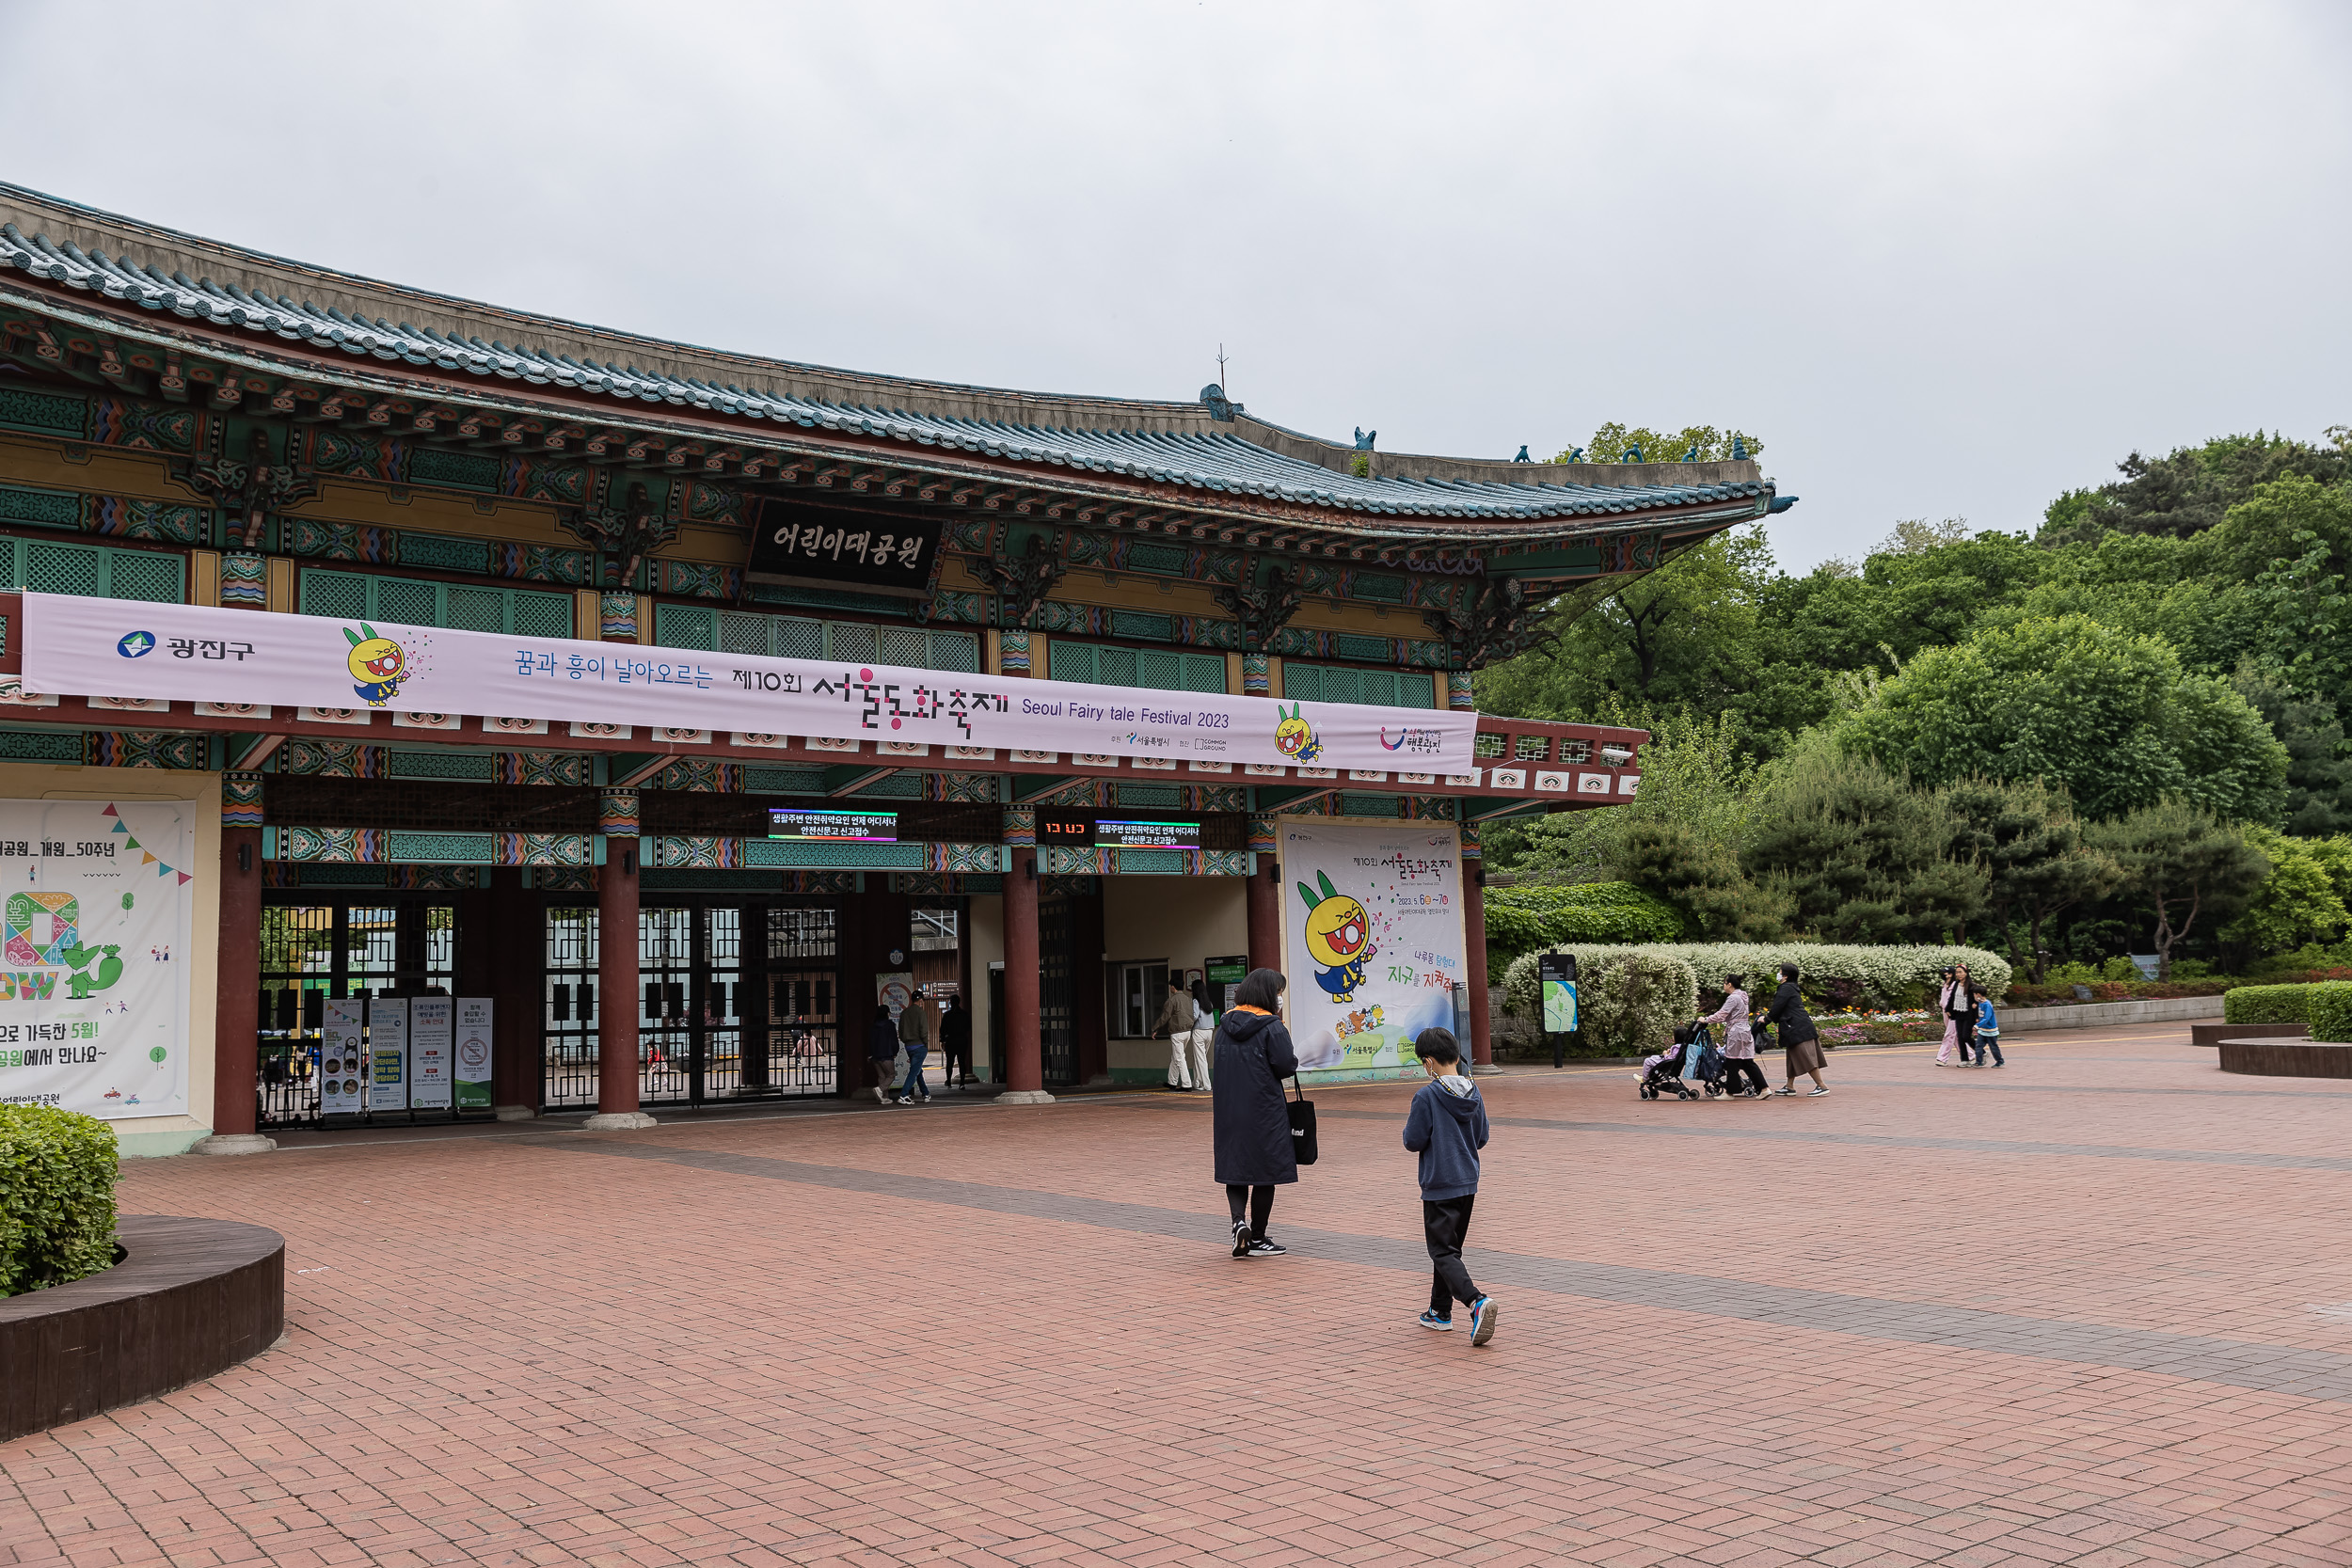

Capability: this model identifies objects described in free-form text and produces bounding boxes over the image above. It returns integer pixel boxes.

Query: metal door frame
[256,893,461,1129]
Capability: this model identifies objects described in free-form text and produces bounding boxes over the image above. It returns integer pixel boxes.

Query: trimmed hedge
[2309,984,2352,1044]
[0,1105,119,1296]
[1502,941,2011,1020]
[1484,882,1682,973]
[2223,984,2323,1025]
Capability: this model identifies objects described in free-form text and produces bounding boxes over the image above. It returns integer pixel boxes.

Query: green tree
[2231,663,2352,834]
[2220,826,2350,955]
[1836,614,2288,822]
[1742,742,1987,942]
[1941,775,2122,980]
[2036,431,2351,545]
[2088,800,2268,976]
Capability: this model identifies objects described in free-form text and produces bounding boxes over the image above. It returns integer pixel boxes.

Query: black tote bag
[1287,1074,1319,1165]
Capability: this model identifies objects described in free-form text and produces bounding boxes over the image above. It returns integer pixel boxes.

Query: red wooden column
[199,770,271,1153]
[998,809,1050,1103]
[1247,815,1282,974]
[1460,823,1492,1069]
[590,788,652,1128]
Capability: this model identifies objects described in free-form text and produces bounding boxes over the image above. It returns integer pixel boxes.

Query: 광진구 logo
[117,631,155,658]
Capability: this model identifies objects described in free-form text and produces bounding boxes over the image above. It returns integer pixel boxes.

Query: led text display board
[768,807,898,842]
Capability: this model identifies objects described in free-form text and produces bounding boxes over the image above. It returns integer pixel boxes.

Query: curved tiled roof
[0,198,1770,527]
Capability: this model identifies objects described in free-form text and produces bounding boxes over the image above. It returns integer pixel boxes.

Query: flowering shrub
[1575,951,1700,1056]
[1502,941,2010,1019]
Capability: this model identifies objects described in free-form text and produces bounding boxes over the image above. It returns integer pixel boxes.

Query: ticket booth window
[1110,960,1168,1038]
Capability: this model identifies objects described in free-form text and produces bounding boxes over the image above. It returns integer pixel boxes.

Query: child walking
[1972,985,2004,1068]
[1402,1028,1498,1345]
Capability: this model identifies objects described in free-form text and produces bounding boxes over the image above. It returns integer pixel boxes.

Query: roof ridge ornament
[1353,428,1376,451]
[1199,384,1244,422]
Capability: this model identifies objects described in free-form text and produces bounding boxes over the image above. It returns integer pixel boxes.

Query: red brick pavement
[7,1022,2352,1567]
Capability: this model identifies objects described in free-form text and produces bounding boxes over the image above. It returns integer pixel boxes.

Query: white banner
[320,998,365,1114]
[0,799,193,1119]
[409,996,453,1110]
[21,594,1472,772]
[1278,818,1468,1075]
[453,997,493,1110]
[366,998,408,1112]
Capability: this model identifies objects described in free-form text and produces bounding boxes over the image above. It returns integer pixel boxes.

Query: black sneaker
[1244,1238,1288,1258]
[1231,1222,1250,1259]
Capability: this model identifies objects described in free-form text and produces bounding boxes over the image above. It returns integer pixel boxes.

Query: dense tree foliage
[1479,425,2352,971]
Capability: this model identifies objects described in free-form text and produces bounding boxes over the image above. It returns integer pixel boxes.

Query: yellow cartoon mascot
[343,623,407,706]
[1299,870,1374,1003]
[1274,703,1322,764]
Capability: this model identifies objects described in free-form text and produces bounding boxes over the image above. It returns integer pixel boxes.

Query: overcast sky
[5,1,2345,571]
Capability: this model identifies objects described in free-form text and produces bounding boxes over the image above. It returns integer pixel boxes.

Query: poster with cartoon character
[0,800,194,1119]
[1278,818,1467,1077]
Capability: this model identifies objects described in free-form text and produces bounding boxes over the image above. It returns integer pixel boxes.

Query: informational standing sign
[408,996,453,1111]
[366,997,409,1112]
[319,998,366,1115]
[1277,819,1466,1075]
[453,997,494,1110]
[0,799,195,1120]
[1540,954,1580,1033]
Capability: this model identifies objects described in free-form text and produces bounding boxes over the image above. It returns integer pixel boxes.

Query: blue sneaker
[1469,1296,1499,1345]
[1417,1311,1454,1331]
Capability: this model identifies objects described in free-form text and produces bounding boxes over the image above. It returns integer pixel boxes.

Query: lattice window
[827,622,878,664]
[1514,735,1551,761]
[929,630,979,673]
[1048,640,1225,693]
[1282,662,1436,709]
[299,571,571,635]
[1473,733,1506,760]
[443,585,506,633]
[718,611,771,657]
[374,578,438,627]
[656,604,718,650]
[24,541,101,598]
[774,617,825,661]
[881,627,929,668]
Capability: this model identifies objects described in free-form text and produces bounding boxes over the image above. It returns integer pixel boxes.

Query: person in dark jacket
[937,997,975,1089]
[1402,1028,1498,1344]
[1767,962,1828,1097]
[1212,966,1299,1258]
[866,1005,901,1106]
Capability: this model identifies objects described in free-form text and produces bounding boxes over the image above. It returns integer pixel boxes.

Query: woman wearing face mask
[1211,967,1300,1258]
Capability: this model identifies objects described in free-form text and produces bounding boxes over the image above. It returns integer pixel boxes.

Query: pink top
[1700,989,1755,1058]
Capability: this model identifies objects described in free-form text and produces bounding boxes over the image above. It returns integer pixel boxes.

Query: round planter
[0,1214,284,1442]
[2217,1038,2352,1079]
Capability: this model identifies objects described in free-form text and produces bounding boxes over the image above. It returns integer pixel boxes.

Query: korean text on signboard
[744,499,942,597]
[768,807,898,843]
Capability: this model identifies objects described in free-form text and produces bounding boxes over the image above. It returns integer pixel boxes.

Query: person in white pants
[1183,980,1216,1092]
[1154,978,1200,1089]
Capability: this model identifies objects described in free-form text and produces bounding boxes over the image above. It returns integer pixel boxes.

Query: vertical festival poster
[0,799,194,1118]
[1277,818,1466,1075]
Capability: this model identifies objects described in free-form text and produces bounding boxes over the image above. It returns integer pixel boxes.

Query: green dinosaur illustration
[62,943,123,1000]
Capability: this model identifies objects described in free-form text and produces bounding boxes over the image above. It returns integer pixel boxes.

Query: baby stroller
[1639,1023,1727,1101]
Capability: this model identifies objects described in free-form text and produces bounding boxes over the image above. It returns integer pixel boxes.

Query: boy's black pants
[1422,1194,1481,1316]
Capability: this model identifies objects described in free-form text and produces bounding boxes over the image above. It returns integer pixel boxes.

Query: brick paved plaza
[8,1022,2352,1568]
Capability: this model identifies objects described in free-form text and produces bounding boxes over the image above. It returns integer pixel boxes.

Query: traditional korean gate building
[0,183,1788,1153]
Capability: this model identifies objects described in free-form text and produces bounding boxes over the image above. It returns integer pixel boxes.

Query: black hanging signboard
[743,498,942,598]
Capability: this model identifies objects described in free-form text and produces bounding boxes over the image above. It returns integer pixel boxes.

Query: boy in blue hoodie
[1403,1028,1498,1344]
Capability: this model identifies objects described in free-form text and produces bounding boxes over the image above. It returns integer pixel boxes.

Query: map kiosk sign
[0,799,194,1119]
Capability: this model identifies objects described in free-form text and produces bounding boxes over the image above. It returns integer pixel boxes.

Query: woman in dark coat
[1767,961,1828,1097]
[1212,967,1299,1258]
